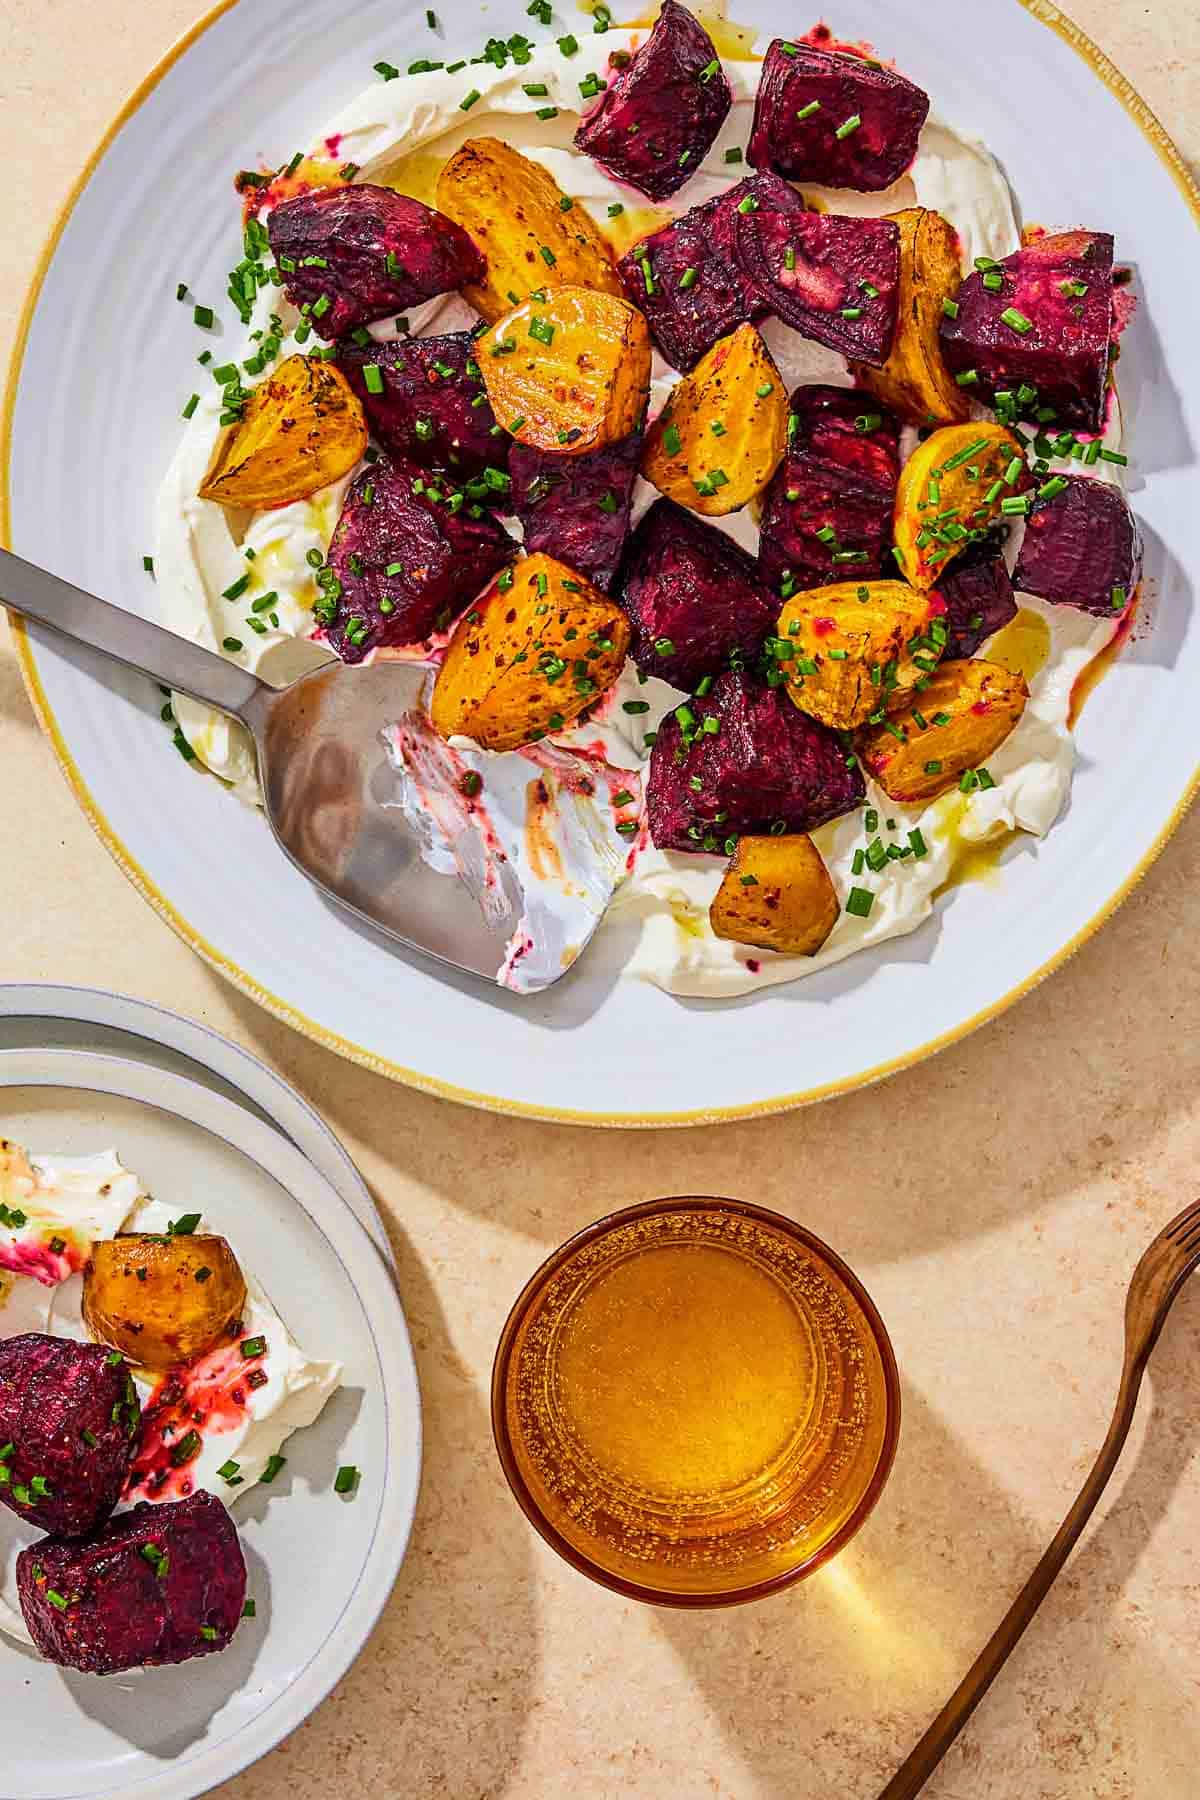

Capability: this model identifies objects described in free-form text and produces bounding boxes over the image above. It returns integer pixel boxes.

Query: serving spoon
[0,546,574,990]
[878,1196,1200,1799]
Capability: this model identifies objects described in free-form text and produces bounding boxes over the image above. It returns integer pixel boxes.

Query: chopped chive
[557,33,579,55]
[1000,306,1034,334]
[845,887,874,919]
[835,114,862,138]
[523,81,549,96]
[460,89,482,111]
[1099,448,1128,466]
[260,1453,287,1484]
[362,364,384,395]
[181,393,200,420]
[796,100,821,121]
[942,298,960,319]
[334,1465,360,1495]
[536,106,559,120]
[240,1336,267,1360]
[374,60,400,80]
[724,146,744,164]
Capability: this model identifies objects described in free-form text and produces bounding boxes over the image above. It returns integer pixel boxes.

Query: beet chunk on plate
[618,173,805,372]
[1012,475,1141,616]
[735,206,900,365]
[936,537,1018,657]
[338,332,501,476]
[0,1334,139,1538]
[574,0,732,202]
[759,386,900,592]
[267,185,484,339]
[646,669,864,852]
[938,230,1116,432]
[324,458,514,659]
[18,1491,247,1674]
[509,435,640,592]
[617,499,779,688]
[748,39,929,191]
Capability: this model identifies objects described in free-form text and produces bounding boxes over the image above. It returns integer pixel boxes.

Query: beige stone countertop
[2,3,1200,1795]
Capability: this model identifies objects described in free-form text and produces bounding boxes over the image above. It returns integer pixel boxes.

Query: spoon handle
[878,1366,1143,1800]
[0,546,262,717]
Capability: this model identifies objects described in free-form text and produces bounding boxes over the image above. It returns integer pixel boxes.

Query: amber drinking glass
[492,1197,900,1606]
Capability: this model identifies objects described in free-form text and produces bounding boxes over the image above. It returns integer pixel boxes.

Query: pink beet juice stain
[125,1332,267,1502]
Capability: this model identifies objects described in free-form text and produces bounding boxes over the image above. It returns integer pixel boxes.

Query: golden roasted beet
[893,422,1030,590]
[857,658,1028,802]
[478,287,651,456]
[710,834,840,958]
[430,553,630,751]
[851,208,973,426]
[777,579,943,731]
[641,324,786,516]
[197,355,367,510]
[83,1235,247,1372]
[436,139,625,324]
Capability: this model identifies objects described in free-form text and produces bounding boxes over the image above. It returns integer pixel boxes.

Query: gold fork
[880,1198,1200,1799]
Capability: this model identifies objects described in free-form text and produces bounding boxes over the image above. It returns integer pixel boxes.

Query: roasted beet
[646,669,864,852]
[0,1334,139,1538]
[734,206,900,365]
[324,458,514,660]
[267,185,484,339]
[509,435,640,592]
[938,231,1116,431]
[936,537,1017,656]
[759,386,900,592]
[338,331,501,476]
[617,174,805,372]
[573,0,732,202]
[616,499,779,687]
[18,1491,247,1674]
[747,39,929,191]
[1012,475,1141,615]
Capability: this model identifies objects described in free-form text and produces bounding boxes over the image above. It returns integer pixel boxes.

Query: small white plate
[0,1046,422,1800]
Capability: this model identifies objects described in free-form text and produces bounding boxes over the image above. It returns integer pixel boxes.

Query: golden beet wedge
[710,835,840,958]
[430,553,631,752]
[198,354,367,511]
[436,139,625,324]
[850,209,973,427]
[83,1234,247,1371]
[777,580,944,732]
[477,286,650,456]
[641,324,787,516]
[857,658,1029,802]
[893,422,1030,590]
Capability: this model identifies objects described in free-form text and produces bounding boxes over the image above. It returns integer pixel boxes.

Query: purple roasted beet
[938,230,1117,431]
[936,537,1018,656]
[1012,475,1141,616]
[646,669,864,852]
[759,386,900,592]
[617,499,779,688]
[0,1335,139,1538]
[734,206,900,364]
[509,435,640,592]
[267,185,484,339]
[747,39,929,191]
[338,332,501,476]
[18,1491,246,1674]
[617,173,806,372]
[574,0,732,203]
[324,458,514,659]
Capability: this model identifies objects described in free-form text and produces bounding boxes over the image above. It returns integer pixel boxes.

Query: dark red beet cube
[616,499,779,688]
[267,185,484,339]
[509,435,640,592]
[574,0,732,203]
[938,230,1117,431]
[324,458,514,659]
[1012,475,1141,616]
[18,1491,247,1674]
[748,39,929,191]
[338,332,501,477]
[0,1334,139,1538]
[935,538,1018,656]
[646,669,864,852]
[618,173,806,371]
[734,205,900,364]
[759,386,900,592]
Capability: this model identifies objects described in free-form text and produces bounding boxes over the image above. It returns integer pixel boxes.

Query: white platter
[0,1046,422,1800]
[6,0,1199,1124]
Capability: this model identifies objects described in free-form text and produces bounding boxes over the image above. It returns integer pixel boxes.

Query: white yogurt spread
[0,1149,341,1650]
[153,17,1128,998]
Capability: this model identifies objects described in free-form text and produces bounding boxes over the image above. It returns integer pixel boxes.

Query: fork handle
[0,546,263,717]
[878,1364,1143,1800]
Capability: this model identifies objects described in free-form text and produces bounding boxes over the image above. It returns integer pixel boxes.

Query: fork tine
[1177,1217,1200,1253]
[1167,1200,1200,1243]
